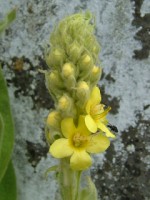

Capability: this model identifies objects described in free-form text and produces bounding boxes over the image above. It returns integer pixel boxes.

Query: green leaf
[0,114,4,156]
[79,177,98,200]
[0,8,16,34]
[0,66,15,182]
[0,161,17,200]
[6,9,17,24]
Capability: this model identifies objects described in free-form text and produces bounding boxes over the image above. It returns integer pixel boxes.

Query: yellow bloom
[85,86,115,138]
[50,116,110,170]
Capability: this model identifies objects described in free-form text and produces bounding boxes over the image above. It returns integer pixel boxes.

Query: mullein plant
[45,12,115,200]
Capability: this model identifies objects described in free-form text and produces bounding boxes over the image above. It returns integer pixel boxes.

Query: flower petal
[90,86,101,105]
[86,133,110,153]
[77,115,90,136]
[85,115,97,133]
[98,121,115,138]
[50,138,73,158]
[61,118,76,138]
[70,150,92,170]
[85,87,101,113]
[85,99,92,113]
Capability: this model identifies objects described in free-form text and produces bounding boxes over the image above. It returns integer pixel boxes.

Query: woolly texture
[45,12,102,116]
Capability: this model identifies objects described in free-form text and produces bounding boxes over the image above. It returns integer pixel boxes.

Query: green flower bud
[67,41,83,63]
[61,63,76,89]
[90,65,102,86]
[46,48,65,69]
[92,44,100,55]
[58,95,70,111]
[76,81,90,102]
[48,70,63,87]
[45,71,64,101]
[57,94,76,117]
[46,110,61,129]
[62,63,74,78]
[78,54,93,78]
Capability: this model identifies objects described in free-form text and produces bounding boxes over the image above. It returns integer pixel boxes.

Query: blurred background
[0,0,149,199]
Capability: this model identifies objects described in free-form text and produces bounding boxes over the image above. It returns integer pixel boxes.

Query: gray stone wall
[0,0,149,199]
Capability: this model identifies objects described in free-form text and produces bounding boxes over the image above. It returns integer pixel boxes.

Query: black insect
[107,124,118,133]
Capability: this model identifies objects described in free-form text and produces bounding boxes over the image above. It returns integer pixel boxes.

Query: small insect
[107,123,118,133]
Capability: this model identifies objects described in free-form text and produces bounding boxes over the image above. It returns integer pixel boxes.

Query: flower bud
[46,48,65,68]
[90,65,102,85]
[62,63,74,78]
[92,44,100,55]
[78,54,93,78]
[46,111,61,129]
[57,94,76,117]
[61,63,76,89]
[81,54,91,66]
[45,71,64,100]
[76,81,90,102]
[67,41,83,63]
[58,95,70,111]
[49,71,63,87]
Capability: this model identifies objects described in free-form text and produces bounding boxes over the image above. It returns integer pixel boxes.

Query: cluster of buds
[45,12,115,170]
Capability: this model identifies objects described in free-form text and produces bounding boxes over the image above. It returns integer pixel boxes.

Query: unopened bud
[49,71,63,87]
[92,65,102,77]
[46,48,65,68]
[79,54,93,78]
[68,42,83,63]
[83,55,91,64]
[92,44,100,55]
[45,71,64,100]
[90,66,102,85]
[47,111,61,128]
[57,94,76,117]
[76,81,90,101]
[58,95,70,111]
[61,63,76,89]
[62,63,74,78]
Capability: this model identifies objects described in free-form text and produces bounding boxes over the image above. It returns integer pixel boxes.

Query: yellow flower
[85,86,115,138]
[50,116,110,170]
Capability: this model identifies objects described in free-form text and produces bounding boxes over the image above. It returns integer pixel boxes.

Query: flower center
[72,133,87,147]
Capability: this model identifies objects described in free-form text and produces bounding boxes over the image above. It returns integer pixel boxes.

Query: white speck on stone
[141,155,150,170]
[126,144,135,153]
[94,174,99,180]
[112,157,116,164]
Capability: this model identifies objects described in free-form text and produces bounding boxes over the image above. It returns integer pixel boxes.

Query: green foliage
[0,161,17,200]
[0,66,15,182]
[79,177,98,200]
[0,114,4,156]
[0,8,16,34]
[0,8,17,198]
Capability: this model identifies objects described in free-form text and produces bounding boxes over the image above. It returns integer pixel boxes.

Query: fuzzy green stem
[59,158,81,200]
[75,171,81,200]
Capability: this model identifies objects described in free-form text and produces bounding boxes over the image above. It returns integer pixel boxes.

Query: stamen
[91,104,103,115]
[72,133,87,147]
[94,106,111,120]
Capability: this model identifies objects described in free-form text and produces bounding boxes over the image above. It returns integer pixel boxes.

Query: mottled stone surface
[0,0,149,199]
